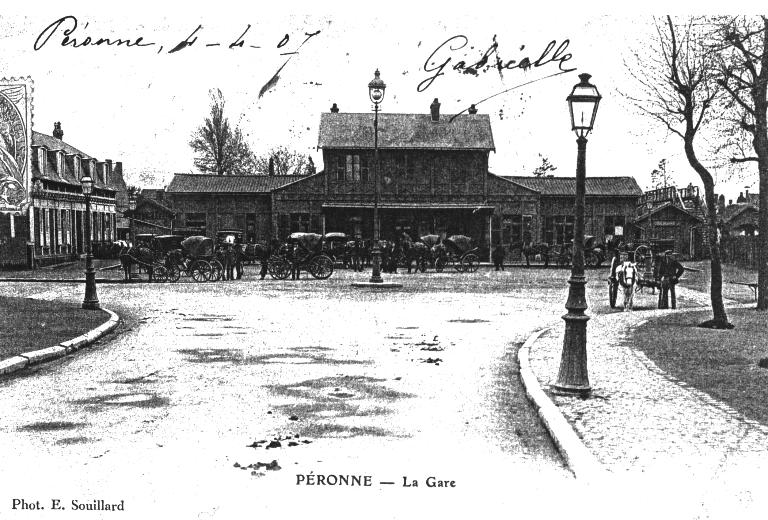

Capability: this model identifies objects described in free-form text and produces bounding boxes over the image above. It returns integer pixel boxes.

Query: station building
[158,101,643,256]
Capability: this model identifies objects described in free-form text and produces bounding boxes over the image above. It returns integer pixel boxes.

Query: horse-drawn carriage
[321,232,349,266]
[165,235,224,282]
[433,235,481,273]
[266,232,335,280]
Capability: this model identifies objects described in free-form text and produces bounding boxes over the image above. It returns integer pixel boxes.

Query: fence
[722,235,761,269]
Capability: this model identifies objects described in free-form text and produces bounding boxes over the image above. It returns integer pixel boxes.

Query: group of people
[609,248,685,310]
[217,236,243,281]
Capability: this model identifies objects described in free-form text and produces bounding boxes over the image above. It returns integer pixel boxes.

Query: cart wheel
[609,280,618,308]
[166,264,181,283]
[585,251,599,268]
[268,255,291,280]
[209,260,224,282]
[435,258,446,272]
[309,255,334,279]
[461,253,479,273]
[418,258,428,273]
[152,265,168,283]
[634,245,652,270]
[192,260,211,282]
[452,257,464,272]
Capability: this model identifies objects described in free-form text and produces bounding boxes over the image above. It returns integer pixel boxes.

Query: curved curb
[518,327,607,481]
[0,308,120,377]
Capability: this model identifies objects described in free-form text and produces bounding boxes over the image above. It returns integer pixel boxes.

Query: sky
[0,3,762,202]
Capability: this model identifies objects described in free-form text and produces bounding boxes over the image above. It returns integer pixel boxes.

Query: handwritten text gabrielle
[418,34,576,92]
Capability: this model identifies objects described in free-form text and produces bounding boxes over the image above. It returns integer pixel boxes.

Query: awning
[322,203,495,211]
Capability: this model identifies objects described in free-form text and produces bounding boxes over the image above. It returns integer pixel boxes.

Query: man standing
[352,235,362,272]
[657,251,685,309]
[492,244,505,271]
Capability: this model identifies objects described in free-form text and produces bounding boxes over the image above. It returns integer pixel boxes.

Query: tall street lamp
[128,192,137,243]
[368,69,386,283]
[554,73,601,397]
[81,175,100,310]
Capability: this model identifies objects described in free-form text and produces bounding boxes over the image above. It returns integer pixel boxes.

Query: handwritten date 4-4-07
[32,15,319,55]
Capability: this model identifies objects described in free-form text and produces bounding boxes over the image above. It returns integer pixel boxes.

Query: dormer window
[38,148,46,175]
[74,156,81,179]
[57,151,65,176]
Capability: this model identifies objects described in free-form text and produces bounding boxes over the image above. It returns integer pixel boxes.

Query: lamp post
[81,175,100,310]
[368,69,386,283]
[554,73,601,397]
[128,192,137,243]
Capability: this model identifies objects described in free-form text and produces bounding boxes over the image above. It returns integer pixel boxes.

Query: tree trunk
[703,181,731,327]
[684,138,732,327]
[758,152,768,310]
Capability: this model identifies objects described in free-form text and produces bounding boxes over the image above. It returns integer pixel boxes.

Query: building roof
[318,112,495,151]
[501,176,643,197]
[634,202,704,223]
[166,174,300,193]
[32,131,91,159]
[721,203,759,224]
[137,196,176,215]
[31,131,120,192]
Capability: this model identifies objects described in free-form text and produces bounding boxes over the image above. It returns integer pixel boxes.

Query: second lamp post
[81,174,100,310]
[368,69,386,283]
[554,73,601,397]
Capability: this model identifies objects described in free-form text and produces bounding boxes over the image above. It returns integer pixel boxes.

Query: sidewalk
[524,286,768,518]
[0,259,126,283]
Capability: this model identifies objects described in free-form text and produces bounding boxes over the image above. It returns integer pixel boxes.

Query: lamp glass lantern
[567,73,602,138]
[368,69,386,105]
[80,175,94,196]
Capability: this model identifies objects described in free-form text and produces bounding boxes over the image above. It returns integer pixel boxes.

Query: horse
[120,244,156,281]
[521,242,550,268]
[398,234,430,273]
[616,261,638,311]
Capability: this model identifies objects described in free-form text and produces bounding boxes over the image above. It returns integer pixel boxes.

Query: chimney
[53,122,63,140]
[430,98,440,122]
[330,103,339,113]
[737,191,745,203]
[268,156,275,176]
[468,104,478,115]
[729,199,733,205]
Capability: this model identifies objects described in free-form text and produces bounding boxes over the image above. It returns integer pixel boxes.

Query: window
[361,156,370,181]
[335,155,345,181]
[405,154,415,178]
[185,212,206,229]
[345,155,362,181]
[503,215,533,245]
[544,216,574,245]
[290,213,311,233]
[604,215,625,237]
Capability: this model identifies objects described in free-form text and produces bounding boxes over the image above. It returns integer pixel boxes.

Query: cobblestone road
[0,268,593,520]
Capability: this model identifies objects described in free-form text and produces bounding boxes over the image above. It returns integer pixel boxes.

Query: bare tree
[626,16,732,328]
[532,154,557,177]
[714,16,768,310]
[189,89,256,176]
[650,158,675,189]
[254,146,309,176]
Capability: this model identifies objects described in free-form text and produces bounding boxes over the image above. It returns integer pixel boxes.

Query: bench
[730,281,758,300]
